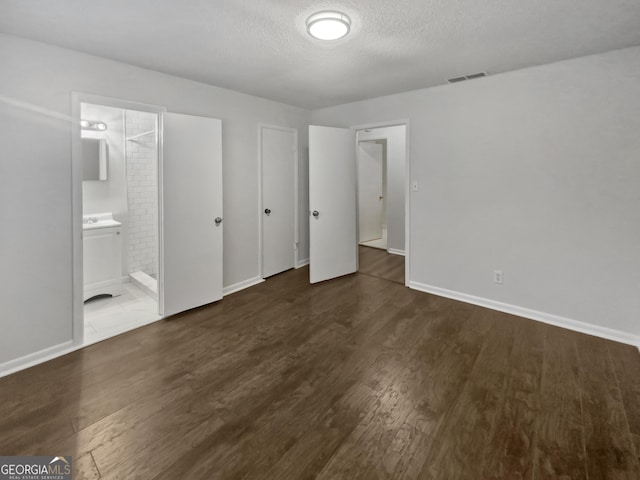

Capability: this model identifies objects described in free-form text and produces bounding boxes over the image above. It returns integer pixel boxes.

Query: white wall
[0,33,310,366]
[312,46,640,343]
[357,126,406,253]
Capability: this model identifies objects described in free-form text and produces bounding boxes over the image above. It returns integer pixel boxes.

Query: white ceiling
[1,0,640,109]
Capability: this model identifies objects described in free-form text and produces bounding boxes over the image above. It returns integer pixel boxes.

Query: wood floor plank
[576,334,640,479]
[313,313,436,479]
[381,420,433,480]
[407,303,492,440]
[75,453,102,480]
[533,327,587,480]
[634,435,640,468]
[608,341,640,468]
[481,316,544,479]
[416,309,517,479]
[1,266,639,479]
[0,401,76,454]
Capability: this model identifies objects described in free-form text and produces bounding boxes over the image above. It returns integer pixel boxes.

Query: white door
[262,126,296,278]
[309,125,357,283]
[358,141,384,243]
[162,112,223,317]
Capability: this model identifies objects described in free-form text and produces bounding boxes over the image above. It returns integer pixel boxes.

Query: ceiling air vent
[447,72,487,83]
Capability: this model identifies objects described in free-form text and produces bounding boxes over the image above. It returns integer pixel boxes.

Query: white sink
[82,212,122,230]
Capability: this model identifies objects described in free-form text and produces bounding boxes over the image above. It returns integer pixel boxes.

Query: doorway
[356,125,407,284]
[80,102,161,344]
[307,121,408,286]
[72,93,225,347]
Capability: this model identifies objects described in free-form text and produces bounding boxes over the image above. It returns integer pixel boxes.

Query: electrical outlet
[493,270,503,284]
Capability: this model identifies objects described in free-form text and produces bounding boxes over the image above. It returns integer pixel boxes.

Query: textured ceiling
[1,0,640,109]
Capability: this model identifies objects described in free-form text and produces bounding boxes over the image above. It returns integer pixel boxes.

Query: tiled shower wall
[125,110,158,277]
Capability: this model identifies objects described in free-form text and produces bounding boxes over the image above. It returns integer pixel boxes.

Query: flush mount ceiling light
[306,11,351,40]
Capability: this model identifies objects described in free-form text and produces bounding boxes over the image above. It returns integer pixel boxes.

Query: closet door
[162,112,223,317]
[261,125,296,278]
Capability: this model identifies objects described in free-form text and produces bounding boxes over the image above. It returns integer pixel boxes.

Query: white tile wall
[125,110,158,276]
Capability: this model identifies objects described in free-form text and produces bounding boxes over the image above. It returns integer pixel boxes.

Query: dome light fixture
[306,11,351,41]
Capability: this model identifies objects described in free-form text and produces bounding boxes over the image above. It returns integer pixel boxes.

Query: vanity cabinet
[83,224,123,301]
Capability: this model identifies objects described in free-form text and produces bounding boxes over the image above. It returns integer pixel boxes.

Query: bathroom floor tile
[83,281,160,346]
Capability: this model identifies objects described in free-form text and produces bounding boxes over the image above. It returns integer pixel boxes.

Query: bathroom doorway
[80,101,162,344]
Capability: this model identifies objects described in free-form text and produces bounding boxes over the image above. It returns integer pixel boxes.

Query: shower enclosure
[125,109,159,297]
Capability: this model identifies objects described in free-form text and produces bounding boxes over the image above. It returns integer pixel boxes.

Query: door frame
[71,92,166,346]
[257,124,299,279]
[352,119,410,286]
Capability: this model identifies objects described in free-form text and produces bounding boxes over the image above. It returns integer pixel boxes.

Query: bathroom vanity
[83,212,123,301]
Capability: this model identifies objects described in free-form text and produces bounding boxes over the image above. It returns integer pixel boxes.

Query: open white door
[358,141,384,243]
[309,125,357,283]
[162,112,223,317]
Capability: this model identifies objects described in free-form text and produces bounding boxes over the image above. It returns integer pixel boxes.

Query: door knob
[264,208,271,215]
[215,217,223,225]
[312,210,319,218]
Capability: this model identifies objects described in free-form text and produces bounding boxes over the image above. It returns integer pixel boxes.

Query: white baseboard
[223,276,264,296]
[295,258,309,268]
[388,248,405,256]
[0,340,76,378]
[409,281,640,350]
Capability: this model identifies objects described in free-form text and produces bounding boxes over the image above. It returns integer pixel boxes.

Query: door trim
[258,124,299,279]
[352,119,410,286]
[70,92,166,346]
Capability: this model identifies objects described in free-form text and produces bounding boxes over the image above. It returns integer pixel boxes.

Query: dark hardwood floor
[1,266,640,479]
[359,245,405,284]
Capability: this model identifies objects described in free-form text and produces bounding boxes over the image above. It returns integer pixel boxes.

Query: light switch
[412,181,419,192]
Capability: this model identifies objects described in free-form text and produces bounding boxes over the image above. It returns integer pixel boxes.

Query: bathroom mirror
[82,138,108,181]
